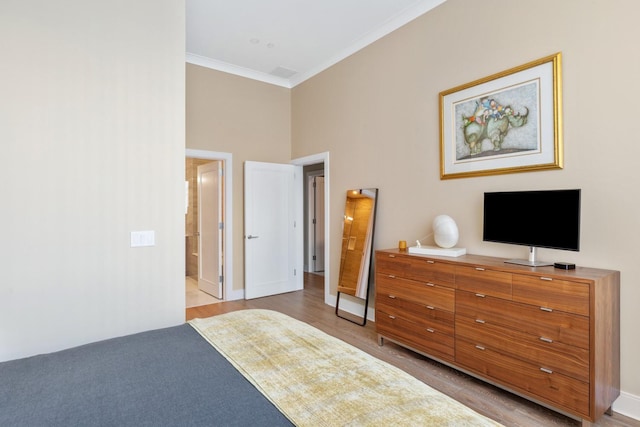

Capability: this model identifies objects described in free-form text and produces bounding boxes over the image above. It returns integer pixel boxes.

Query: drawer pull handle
[388,295,397,299]
[475,267,485,271]
[475,319,486,324]
[539,337,554,343]
[475,345,486,351]
[475,293,486,298]
[540,367,553,374]
[540,277,553,281]
[540,306,553,312]
[388,315,396,319]
[426,328,435,333]
[427,260,435,264]
[388,254,396,258]
[388,275,396,279]
[426,305,435,310]
[425,282,435,287]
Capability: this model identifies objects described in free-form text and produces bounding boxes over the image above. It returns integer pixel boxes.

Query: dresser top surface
[376,248,619,281]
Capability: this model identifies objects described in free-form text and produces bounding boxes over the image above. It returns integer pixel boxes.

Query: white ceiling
[186,0,446,88]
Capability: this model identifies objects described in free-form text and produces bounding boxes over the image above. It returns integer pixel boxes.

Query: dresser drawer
[455,338,589,416]
[377,309,454,361]
[455,265,512,299]
[512,275,590,316]
[376,253,413,276]
[455,315,589,382]
[456,291,589,349]
[376,274,455,311]
[403,257,455,286]
[376,296,454,335]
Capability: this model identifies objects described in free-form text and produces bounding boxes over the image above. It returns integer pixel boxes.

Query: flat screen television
[483,189,581,266]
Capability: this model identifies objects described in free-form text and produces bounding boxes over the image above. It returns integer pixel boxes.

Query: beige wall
[292,0,640,406]
[186,65,292,291]
[0,0,186,361]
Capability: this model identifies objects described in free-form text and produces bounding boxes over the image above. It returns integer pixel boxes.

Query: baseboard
[613,391,640,421]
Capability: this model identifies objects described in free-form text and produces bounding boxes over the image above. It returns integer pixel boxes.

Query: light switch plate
[130,230,155,247]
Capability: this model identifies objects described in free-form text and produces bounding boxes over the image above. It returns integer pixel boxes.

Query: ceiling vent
[270,66,298,78]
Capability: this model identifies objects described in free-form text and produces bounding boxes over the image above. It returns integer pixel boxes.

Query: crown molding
[186,53,293,88]
[288,0,446,87]
[187,0,446,88]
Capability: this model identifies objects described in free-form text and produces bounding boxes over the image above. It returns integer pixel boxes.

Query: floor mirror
[335,188,378,326]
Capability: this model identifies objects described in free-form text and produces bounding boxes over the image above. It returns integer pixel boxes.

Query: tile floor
[185,276,221,308]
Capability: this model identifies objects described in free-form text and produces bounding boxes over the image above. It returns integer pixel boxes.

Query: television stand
[504,246,553,267]
[505,259,553,267]
[375,248,620,425]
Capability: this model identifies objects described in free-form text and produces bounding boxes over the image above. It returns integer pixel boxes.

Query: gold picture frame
[439,53,563,179]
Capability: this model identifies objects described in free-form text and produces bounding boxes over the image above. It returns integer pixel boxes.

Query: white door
[198,161,222,299]
[244,161,303,299]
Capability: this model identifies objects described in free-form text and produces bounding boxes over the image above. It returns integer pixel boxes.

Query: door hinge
[219,222,224,230]
[312,255,316,261]
[219,275,224,284]
[294,269,297,276]
[219,168,224,177]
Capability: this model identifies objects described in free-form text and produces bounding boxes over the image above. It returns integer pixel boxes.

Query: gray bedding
[0,324,293,426]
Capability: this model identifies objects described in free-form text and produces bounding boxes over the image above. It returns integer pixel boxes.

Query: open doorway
[185,157,221,307]
[185,149,236,307]
[292,152,331,306]
[304,165,325,274]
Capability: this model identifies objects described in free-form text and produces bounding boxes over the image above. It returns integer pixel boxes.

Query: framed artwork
[439,53,563,179]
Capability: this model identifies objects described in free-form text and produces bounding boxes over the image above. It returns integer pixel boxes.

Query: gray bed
[1,309,503,427]
[0,323,292,426]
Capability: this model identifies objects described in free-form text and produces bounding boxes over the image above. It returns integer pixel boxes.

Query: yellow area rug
[190,309,503,427]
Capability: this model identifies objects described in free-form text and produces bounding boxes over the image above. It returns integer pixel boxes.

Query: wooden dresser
[375,249,620,425]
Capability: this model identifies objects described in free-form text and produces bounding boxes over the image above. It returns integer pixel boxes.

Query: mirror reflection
[336,188,378,325]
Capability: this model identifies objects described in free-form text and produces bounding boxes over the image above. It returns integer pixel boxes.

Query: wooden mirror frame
[335,188,378,326]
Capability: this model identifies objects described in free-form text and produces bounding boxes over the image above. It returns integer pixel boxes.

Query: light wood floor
[186,273,639,427]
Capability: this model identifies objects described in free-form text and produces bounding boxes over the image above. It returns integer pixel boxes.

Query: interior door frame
[186,149,239,301]
[306,172,324,273]
[291,152,331,306]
